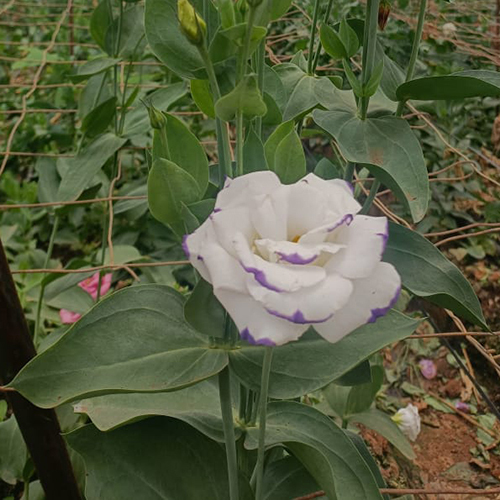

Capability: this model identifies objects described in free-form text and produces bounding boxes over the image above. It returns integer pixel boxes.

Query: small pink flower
[59,309,82,324]
[419,359,437,380]
[78,272,112,300]
[455,401,469,412]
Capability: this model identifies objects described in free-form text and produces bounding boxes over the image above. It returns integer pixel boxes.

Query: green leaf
[396,70,500,101]
[334,360,372,386]
[364,59,384,97]
[229,310,419,399]
[215,74,267,121]
[0,417,27,485]
[339,18,360,57]
[35,158,59,203]
[342,60,363,96]
[245,402,382,500]
[164,113,209,195]
[145,0,205,79]
[282,75,324,121]
[81,96,117,137]
[243,126,269,173]
[74,378,238,442]
[377,44,405,102]
[57,133,126,202]
[262,456,322,500]
[72,57,121,83]
[105,4,145,59]
[351,408,416,460]
[184,278,226,338]
[67,418,253,500]
[263,92,283,125]
[191,79,215,118]
[384,223,487,329]
[90,0,112,51]
[11,285,228,408]
[148,158,202,230]
[313,109,429,222]
[319,23,347,59]
[264,121,305,184]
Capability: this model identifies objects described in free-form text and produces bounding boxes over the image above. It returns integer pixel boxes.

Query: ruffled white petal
[314,262,401,343]
[183,222,214,283]
[211,206,255,258]
[234,232,326,293]
[215,289,307,346]
[215,171,281,210]
[325,215,389,279]
[250,189,288,241]
[299,213,354,245]
[247,272,353,324]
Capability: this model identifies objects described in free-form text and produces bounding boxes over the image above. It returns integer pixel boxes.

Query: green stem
[312,0,334,73]
[254,40,265,138]
[360,178,380,214]
[239,384,247,421]
[34,214,59,346]
[307,0,322,75]
[396,0,427,117]
[344,161,355,182]
[219,368,239,500]
[238,6,257,82]
[254,346,274,500]
[115,0,124,57]
[359,0,380,119]
[197,44,232,181]
[236,111,244,177]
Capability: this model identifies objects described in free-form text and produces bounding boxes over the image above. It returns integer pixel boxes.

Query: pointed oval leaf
[11,285,228,407]
[319,23,347,59]
[72,57,121,83]
[243,126,269,173]
[245,402,382,500]
[313,108,429,222]
[229,310,419,399]
[339,18,360,57]
[396,70,500,101]
[191,79,215,118]
[384,222,487,329]
[67,418,252,500]
[81,96,117,137]
[274,128,306,184]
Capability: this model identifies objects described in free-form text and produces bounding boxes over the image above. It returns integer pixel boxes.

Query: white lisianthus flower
[183,171,401,346]
[392,403,421,442]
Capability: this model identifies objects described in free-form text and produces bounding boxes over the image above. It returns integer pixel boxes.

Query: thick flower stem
[236,111,244,177]
[219,367,240,500]
[307,0,323,75]
[254,346,274,500]
[359,0,380,120]
[360,178,380,214]
[396,0,427,117]
[254,40,265,138]
[198,44,232,181]
[344,161,355,183]
[34,214,59,346]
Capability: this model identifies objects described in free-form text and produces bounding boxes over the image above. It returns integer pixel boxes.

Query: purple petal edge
[277,251,318,265]
[266,308,333,325]
[368,285,401,324]
[182,234,191,259]
[327,213,353,232]
[241,264,284,293]
[344,180,354,195]
[376,219,389,256]
[240,327,275,346]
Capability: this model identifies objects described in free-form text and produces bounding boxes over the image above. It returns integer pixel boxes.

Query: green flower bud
[178,0,207,46]
[143,101,167,130]
[378,0,391,31]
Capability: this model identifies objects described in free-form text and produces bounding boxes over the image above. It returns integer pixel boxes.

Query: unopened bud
[178,0,206,46]
[144,102,166,130]
[378,0,391,31]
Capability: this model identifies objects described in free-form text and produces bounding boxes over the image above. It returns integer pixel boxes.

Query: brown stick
[0,238,82,500]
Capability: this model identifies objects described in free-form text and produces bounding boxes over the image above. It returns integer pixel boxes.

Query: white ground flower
[183,171,401,346]
[442,22,457,38]
[392,403,421,442]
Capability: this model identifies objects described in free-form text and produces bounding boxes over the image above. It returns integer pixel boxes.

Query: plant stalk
[254,346,274,500]
[344,161,355,182]
[396,0,427,116]
[254,40,265,138]
[360,178,380,214]
[219,367,240,500]
[33,214,59,346]
[312,0,334,73]
[307,0,323,75]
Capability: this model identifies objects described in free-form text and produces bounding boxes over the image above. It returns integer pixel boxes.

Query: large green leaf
[67,418,253,500]
[11,285,228,408]
[74,379,237,442]
[396,70,500,101]
[245,402,382,500]
[57,133,126,202]
[0,417,27,485]
[384,223,487,329]
[230,310,419,399]
[90,0,112,51]
[313,108,429,222]
[72,57,121,82]
[351,409,415,460]
[81,96,117,137]
[145,0,205,79]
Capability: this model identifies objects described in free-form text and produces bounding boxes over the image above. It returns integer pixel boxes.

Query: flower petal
[314,262,401,343]
[216,171,281,210]
[299,213,354,245]
[250,189,288,241]
[184,221,216,283]
[247,272,353,324]
[59,309,81,324]
[211,206,255,258]
[215,289,306,346]
[234,232,326,293]
[325,215,389,279]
